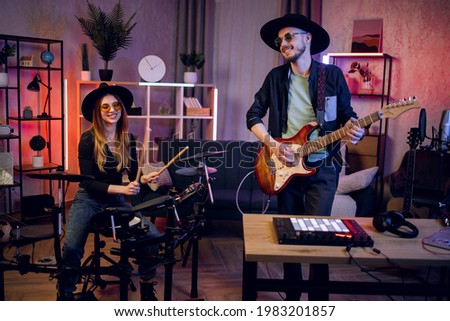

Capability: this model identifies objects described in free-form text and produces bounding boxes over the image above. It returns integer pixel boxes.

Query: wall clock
[138,55,166,82]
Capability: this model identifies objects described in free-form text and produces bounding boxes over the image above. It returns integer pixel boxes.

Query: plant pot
[361,76,374,91]
[23,108,33,119]
[0,72,8,87]
[81,70,91,81]
[32,155,44,168]
[99,69,113,81]
[183,71,197,84]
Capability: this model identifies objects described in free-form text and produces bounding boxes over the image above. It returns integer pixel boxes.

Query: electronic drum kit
[0,148,225,301]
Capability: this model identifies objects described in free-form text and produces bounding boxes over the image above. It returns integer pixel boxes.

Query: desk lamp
[27,74,52,118]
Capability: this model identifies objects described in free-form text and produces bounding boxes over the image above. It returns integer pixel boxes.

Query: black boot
[140,281,158,301]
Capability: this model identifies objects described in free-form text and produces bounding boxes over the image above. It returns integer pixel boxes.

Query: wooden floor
[1,219,444,301]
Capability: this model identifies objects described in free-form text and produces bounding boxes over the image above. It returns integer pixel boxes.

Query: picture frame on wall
[351,19,383,53]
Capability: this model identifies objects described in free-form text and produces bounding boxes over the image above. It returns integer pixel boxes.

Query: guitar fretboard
[299,111,382,156]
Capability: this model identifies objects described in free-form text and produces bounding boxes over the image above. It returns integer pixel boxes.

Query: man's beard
[284,45,306,63]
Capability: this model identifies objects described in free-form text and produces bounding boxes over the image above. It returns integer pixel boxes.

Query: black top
[78,129,138,198]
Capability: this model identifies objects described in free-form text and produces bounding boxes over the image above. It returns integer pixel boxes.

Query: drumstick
[134,149,144,183]
[155,146,189,175]
[134,127,150,183]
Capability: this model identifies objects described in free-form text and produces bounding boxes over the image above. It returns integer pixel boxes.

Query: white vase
[0,72,8,87]
[81,70,91,81]
[184,71,198,84]
[32,155,44,168]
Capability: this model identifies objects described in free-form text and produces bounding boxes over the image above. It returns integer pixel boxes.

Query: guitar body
[254,123,317,196]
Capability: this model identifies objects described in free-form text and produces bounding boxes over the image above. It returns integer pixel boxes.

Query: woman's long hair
[90,94,131,172]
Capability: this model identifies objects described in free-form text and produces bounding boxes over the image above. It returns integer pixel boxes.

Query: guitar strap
[316,63,326,130]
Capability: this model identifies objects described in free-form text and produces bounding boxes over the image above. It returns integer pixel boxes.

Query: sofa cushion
[336,166,378,195]
[331,194,357,216]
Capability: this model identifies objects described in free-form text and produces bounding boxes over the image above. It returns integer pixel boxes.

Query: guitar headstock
[407,127,420,150]
[381,97,421,119]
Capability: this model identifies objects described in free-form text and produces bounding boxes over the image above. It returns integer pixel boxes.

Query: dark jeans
[277,159,339,300]
[61,188,162,294]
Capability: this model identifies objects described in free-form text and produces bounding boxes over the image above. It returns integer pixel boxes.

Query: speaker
[0,125,13,136]
[21,194,55,219]
[372,211,419,238]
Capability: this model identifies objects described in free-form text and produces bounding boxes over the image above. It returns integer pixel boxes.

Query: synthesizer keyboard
[273,217,374,247]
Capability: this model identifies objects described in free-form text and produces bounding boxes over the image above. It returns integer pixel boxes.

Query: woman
[61,83,162,300]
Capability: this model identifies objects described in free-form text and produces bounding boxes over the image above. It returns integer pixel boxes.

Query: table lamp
[27,74,52,118]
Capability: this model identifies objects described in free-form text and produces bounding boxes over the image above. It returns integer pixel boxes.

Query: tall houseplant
[179,51,205,84]
[80,43,91,80]
[76,1,137,81]
[0,43,16,87]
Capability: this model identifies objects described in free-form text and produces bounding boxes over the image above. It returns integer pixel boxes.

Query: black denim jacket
[246,59,357,155]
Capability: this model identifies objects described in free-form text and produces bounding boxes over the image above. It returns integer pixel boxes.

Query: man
[246,14,365,300]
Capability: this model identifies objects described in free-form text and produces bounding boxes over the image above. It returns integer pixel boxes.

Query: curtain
[176,0,215,84]
[176,0,215,138]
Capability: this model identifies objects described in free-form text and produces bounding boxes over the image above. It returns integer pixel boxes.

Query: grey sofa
[132,139,377,221]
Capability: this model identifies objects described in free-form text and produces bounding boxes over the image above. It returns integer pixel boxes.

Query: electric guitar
[254,98,421,196]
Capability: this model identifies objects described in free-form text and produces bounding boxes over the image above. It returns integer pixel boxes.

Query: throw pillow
[142,161,173,191]
[336,166,378,195]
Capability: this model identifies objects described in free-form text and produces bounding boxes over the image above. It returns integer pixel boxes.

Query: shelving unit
[0,34,65,219]
[327,53,392,208]
[76,81,217,162]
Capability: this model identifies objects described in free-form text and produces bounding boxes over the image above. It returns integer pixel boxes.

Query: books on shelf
[184,97,210,116]
[183,97,203,108]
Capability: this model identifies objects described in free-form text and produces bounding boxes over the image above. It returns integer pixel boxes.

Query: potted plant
[22,106,33,119]
[76,1,137,81]
[179,51,205,84]
[29,135,46,168]
[0,43,16,87]
[80,43,91,81]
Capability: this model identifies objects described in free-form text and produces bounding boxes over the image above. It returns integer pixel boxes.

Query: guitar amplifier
[0,125,13,136]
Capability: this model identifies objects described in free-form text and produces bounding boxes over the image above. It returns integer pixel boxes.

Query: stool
[80,208,140,300]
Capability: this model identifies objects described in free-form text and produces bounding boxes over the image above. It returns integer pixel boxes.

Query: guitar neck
[302,111,382,155]
[402,149,416,212]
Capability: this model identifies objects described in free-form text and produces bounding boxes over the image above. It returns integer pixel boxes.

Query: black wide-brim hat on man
[81,82,133,122]
[260,14,330,55]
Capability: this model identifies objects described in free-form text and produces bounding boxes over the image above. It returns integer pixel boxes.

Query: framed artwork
[351,19,383,53]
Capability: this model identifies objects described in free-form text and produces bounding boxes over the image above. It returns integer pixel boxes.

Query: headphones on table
[372,211,419,238]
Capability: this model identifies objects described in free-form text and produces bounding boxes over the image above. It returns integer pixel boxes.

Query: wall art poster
[351,19,383,53]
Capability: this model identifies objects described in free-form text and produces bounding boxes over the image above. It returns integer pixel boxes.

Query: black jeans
[277,159,339,300]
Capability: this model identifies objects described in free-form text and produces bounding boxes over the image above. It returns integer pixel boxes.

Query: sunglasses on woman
[100,101,123,112]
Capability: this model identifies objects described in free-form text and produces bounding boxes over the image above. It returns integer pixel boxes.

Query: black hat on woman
[81,82,133,122]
